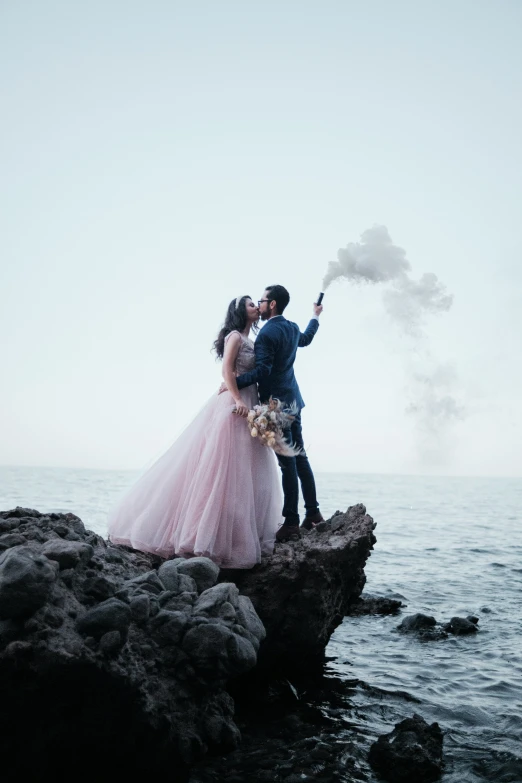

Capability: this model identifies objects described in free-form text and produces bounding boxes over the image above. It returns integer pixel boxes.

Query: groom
[235,284,324,541]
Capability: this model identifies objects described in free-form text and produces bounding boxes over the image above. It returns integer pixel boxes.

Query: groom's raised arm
[236,329,276,390]
[298,318,320,347]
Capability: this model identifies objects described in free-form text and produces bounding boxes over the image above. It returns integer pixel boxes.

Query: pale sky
[1,0,521,477]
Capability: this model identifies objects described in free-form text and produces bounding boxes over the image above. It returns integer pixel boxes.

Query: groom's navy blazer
[236,315,319,409]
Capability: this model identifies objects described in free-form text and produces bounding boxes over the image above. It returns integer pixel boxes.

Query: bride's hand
[234,400,249,418]
[217,382,227,395]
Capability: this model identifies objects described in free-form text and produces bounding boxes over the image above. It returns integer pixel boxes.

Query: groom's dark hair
[266,285,290,314]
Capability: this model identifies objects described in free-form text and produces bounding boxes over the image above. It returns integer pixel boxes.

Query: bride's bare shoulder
[224,330,242,344]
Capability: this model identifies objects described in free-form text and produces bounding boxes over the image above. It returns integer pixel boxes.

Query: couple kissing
[109,284,324,569]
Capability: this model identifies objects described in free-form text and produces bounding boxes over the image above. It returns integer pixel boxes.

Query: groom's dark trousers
[277,410,319,525]
[235,314,320,524]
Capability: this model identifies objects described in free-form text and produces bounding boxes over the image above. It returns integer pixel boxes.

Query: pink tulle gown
[108,332,282,568]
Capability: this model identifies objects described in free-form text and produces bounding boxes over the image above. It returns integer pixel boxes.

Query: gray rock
[0,546,57,619]
[236,595,266,642]
[369,713,444,782]
[99,629,123,654]
[231,623,261,652]
[76,597,131,639]
[0,533,27,549]
[0,518,21,533]
[167,557,220,594]
[182,623,236,676]
[157,560,181,592]
[221,503,376,673]
[202,692,240,751]
[82,574,116,601]
[0,500,376,778]
[194,583,240,617]
[398,613,437,632]
[42,539,94,569]
[443,616,479,635]
[179,573,198,594]
[62,512,86,536]
[149,609,189,646]
[126,570,165,595]
[105,548,124,564]
[1,507,42,519]
[159,591,196,612]
[130,594,150,624]
[217,601,237,625]
[348,593,403,616]
[227,633,257,674]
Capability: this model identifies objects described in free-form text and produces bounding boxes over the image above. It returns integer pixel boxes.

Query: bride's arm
[222,333,249,417]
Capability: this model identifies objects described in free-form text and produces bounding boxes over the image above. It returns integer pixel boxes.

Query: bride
[108,295,282,569]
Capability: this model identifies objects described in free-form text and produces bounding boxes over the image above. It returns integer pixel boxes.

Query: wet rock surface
[221,504,376,674]
[347,593,403,616]
[368,713,444,782]
[189,673,372,783]
[398,612,479,641]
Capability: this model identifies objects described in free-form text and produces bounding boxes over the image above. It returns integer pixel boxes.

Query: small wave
[473,748,522,783]
[358,682,422,703]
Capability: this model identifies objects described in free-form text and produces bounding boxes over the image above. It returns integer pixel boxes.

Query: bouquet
[235,397,300,456]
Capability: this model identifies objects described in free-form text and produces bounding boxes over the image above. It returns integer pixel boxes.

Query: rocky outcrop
[0,508,264,780]
[222,503,376,673]
[347,593,403,616]
[369,713,444,782]
[397,612,479,641]
[0,503,376,778]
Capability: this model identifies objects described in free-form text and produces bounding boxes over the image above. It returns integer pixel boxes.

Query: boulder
[347,593,403,616]
[398,613,437,632]
[76,597,132,639]
[163,557,220,594]
[399,613,479,640]
[443,616,479,635]
[0,507,266,780]
[221,503,376,673]
[369,713,444,782]
[0,502,378,779]
[0,546,57,619]
[42,539,94,569]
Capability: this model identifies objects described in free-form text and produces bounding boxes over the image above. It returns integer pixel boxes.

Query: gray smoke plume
[323,225,464,464]
[406,363,466,465]
[323,225,452,337]
[323,225,411,287]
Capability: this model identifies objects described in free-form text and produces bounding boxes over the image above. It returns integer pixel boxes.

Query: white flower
[251,428,258,437]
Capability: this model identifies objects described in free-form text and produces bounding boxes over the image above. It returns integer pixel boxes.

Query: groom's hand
[313,302,323,317]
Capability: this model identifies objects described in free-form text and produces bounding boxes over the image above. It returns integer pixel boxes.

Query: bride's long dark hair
[213,296,259,358]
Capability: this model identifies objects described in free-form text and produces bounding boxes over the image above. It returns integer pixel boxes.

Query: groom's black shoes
[275,523,301,542]
[300,511,325,530]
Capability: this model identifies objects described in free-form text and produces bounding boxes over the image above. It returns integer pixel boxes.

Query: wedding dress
[108,332,282,568]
